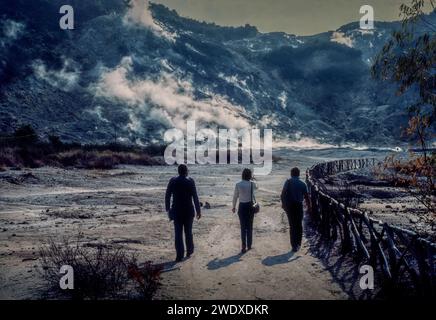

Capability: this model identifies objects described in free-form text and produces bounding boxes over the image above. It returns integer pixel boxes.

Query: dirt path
[0,151,352,299]
[157,185,347,300]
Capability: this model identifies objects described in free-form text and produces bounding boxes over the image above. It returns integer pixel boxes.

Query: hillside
[1,0,434,147]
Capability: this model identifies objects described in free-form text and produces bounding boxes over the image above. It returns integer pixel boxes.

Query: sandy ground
[324,169,435,241]
[0,149,388,300]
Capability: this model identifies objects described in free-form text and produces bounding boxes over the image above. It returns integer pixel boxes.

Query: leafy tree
[372,0,435,215]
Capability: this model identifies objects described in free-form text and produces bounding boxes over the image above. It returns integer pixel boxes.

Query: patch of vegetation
[0,125,166,169]
[372,0,435,216]
[39,235,162,300]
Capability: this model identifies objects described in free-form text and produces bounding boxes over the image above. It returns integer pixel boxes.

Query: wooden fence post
[306,158,436,298]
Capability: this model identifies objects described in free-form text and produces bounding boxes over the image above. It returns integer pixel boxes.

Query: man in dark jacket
[165,164,201,262]
[281,167,311,252]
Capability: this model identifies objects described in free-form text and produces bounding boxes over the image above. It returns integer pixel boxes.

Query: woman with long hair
[232,168,258,254]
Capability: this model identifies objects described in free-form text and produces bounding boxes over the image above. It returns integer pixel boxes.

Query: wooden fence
[306,158,436,297]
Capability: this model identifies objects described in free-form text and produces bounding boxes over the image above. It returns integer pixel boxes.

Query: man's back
[166,165,201,262]
[281,177,308,209]
[280,167,311,252]
[165,175,200,217]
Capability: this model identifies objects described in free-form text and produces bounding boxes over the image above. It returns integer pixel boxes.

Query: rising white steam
[93,56,249,132]
[123,0,175,40]
[330,31,354,48]
[32,58,80,91]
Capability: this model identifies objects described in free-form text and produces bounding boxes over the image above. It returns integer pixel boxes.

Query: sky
[153,0,428,35]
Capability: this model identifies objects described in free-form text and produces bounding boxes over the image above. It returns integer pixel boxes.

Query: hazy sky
[153,0,423,35]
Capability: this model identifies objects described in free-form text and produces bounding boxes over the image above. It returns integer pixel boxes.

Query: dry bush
[52,150,163,169]
[0,146,53,168]
[0,147,23,167]
[52,150,119,169]
[0,148,164,169]
[39,235,162,300]
[0,125,165,169]
[128,262,163,300]
[377,154,435,216]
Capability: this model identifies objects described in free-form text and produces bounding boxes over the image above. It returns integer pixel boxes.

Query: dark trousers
[238,202,254,249]
[286,202,304,250]
[174,215,194,260]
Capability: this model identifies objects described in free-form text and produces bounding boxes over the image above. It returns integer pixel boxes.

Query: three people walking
[165,165,311,262]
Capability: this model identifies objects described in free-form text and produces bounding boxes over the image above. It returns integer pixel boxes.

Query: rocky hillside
[1,0,433,147]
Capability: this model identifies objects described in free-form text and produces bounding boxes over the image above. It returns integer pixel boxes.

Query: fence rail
[306,158,436,297]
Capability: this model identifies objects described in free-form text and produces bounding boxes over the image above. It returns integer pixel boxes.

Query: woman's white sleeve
[232,185,239,208]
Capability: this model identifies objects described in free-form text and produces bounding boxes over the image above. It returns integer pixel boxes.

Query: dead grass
[51,149,164,169]
[38,235,162,300]
[0,147,164,170]
[0,126,165,169]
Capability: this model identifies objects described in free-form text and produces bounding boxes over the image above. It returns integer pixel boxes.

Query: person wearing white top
[232,168,258,253]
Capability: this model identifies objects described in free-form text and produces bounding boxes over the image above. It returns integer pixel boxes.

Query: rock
[0,175,20,184]
[205,202,211,209]
[20,172,38,181]
[409,217,419,224]
[22,257,38,262]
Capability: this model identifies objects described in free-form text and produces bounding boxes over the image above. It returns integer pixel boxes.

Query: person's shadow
[261,251,300,266]
[156,261,181,273]
[207,253,244,270]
